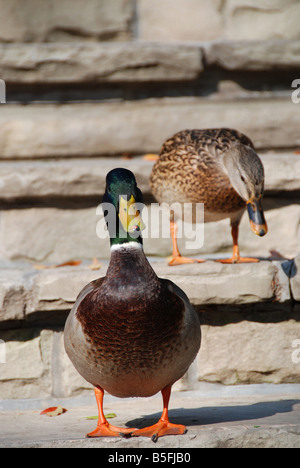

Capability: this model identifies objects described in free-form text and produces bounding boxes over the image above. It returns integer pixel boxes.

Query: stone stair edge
[0,39,300,85]
[0,256,298,326]
[0,153,298,201]
[0,97,299,158]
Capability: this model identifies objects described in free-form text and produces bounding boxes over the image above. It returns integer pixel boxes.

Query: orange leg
[217,225,259,264]
[169,221,204,266]
[131,386,187,442]
[86,387,136,438]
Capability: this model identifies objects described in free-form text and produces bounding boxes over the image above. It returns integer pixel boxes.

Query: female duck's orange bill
[246,197,268,237]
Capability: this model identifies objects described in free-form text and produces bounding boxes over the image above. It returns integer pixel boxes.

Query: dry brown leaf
[40,406,67,417]
[121,152,133,159]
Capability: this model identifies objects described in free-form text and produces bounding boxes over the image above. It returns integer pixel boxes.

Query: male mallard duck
[64,168,201,441]
[150,128,268,265]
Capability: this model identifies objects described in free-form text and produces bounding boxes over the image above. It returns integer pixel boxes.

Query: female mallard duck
[64,168,201,441]
[150,128,268,265]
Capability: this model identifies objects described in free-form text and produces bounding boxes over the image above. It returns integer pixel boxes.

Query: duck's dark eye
[240,175,246,183]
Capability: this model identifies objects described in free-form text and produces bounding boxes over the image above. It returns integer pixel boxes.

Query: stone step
[1,40,299,87]
[0,258,299,398]
[204,39,300,71]
[0,0,134,43]
[0,201,299,263]
[0,199,299,263]
[0,153,298,264]
[0,97,299,159]
[0,153,298,202]
[0,42,203,85]
[0,257,297,326]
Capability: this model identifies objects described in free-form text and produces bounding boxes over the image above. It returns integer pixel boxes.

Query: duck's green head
[102,168,145,247]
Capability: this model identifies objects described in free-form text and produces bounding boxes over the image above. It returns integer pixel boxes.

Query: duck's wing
[71,277,105,318]
[160,278,200,327]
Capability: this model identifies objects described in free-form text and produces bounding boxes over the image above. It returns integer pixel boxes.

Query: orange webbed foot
[86,422,136,438]
[168,256,205,266]
[131,420,187,442]
[215,256,260,264]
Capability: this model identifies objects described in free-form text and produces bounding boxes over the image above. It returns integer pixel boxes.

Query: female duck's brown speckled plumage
[150,128,268,265]
[64,168,201,441]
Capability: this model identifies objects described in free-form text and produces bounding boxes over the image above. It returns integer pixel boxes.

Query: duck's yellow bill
[119,195,145,234]
[246,197,268,237]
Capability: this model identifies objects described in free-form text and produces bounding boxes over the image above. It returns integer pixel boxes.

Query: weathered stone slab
[138,0,223,42]
[24,261,277,313]
[0,43,203,84]
[261,153,300,193]
[0,202,298,264]
[0,153,298,202]
[205,40,300,70]
[0,0,134,43]
[0,270,26,321]
[26,267,101,314]
[0,207,102,263]
[223,0,300,41]
[154,261,276,305]
[0,158,152,201]
[0,329,53,398]
[197,320,300,385]
[0,257,293,325]
[138,0,300,42]
[0,98,299,159]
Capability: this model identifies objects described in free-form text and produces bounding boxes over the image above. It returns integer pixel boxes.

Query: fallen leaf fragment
[143,154,159,161]
[85,413,116,420]
[34,260,82,270]
[121,152,133,159]
[89,257,101,270]
[40,406,67,417]
[269,249,286,259]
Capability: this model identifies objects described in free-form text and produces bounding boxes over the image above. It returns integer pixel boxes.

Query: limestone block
[0,270,26,321]
[197,320,300,384]
[223,0,300,41]
[0,203,298,265]
[26,267,101,314]
[154,261,275,305]
[0,207,102,264]
[24,260,283,314]
[0,329,53,398]
[0,0,134,43]
[0,98,299,159]
[205,40,300,70]
[138,0,223,42]
[0,158,154,201]
[0,153,298,203]
[0,43,202,84]
[261,153,300,193]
